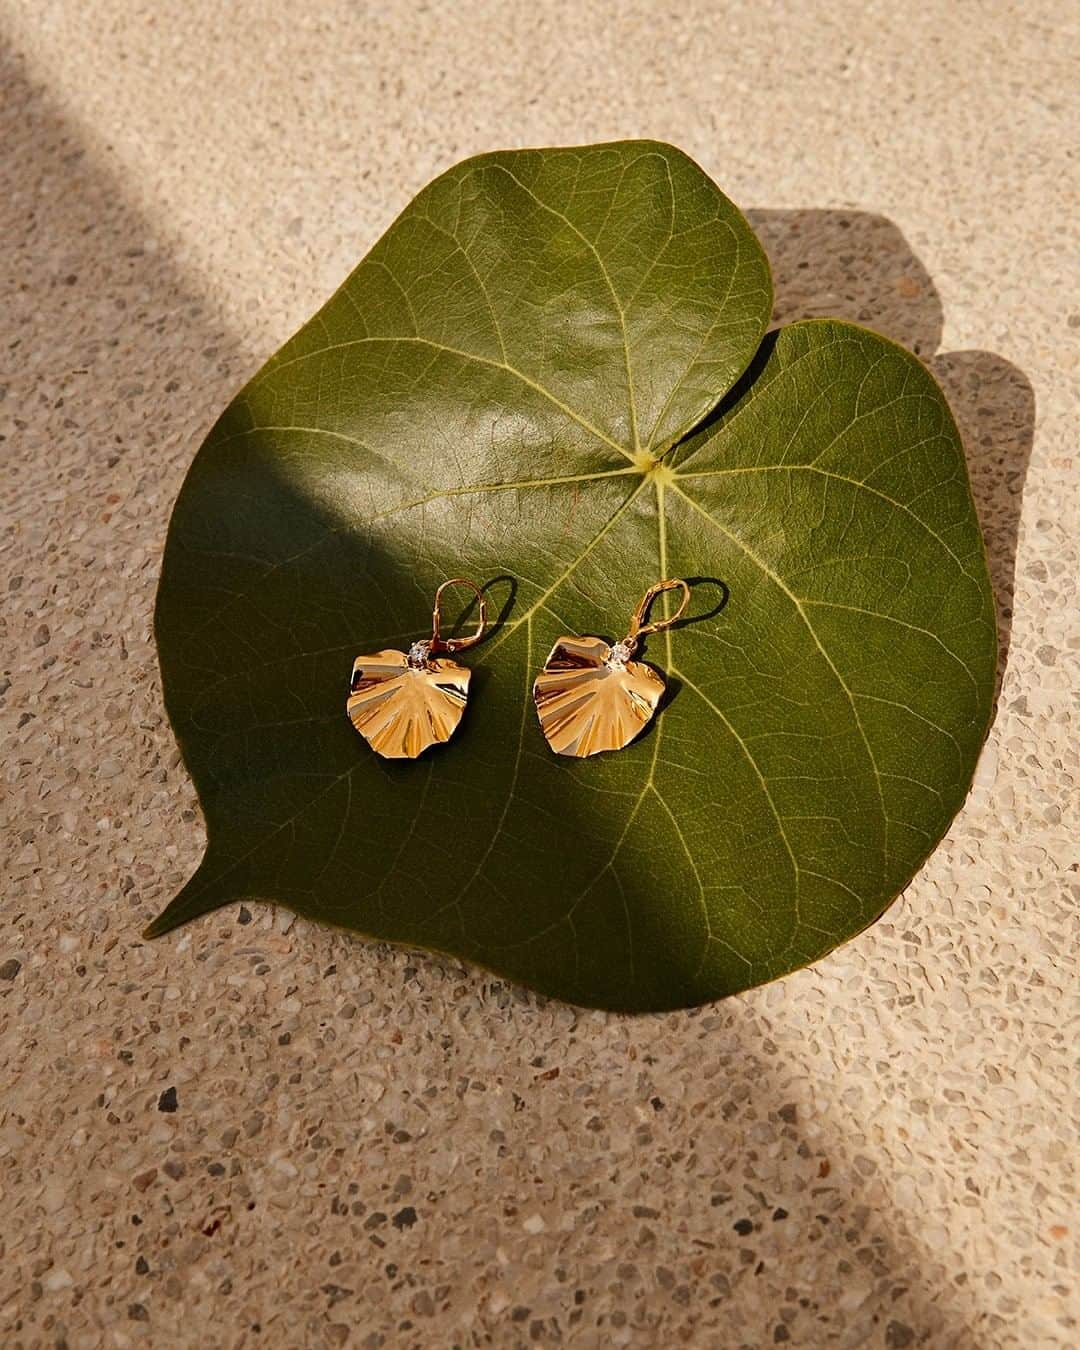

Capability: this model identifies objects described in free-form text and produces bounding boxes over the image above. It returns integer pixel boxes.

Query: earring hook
[625,578,691,644]
[430,577,488,654]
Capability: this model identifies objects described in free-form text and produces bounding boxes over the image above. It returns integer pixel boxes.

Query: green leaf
[149,141,995,1011]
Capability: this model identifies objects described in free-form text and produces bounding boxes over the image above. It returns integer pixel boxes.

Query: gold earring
[532,579,691,758]
[347,578,488,759]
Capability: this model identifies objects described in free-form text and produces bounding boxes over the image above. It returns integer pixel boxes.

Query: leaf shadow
[672,328,780,452]
[747,207,1035,687]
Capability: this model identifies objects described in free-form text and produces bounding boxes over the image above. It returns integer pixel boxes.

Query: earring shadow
[441,572,516,644]
[623,671,683,748]
[454,573,517,703]
[631,577,729,736]
[671,576,730,630]
[482,573,518,637]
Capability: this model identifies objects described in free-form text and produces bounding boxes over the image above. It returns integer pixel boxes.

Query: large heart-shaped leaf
[150,141,995,1011]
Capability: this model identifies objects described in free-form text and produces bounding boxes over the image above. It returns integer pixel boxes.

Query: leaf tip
[142,912,174,940]
[141,866,230,939]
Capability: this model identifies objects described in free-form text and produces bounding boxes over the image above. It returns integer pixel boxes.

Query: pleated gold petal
[532,635,665,757]
[347,649,471,759]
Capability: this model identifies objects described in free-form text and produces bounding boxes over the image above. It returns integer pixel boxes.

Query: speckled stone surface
[1,3,1076,1346]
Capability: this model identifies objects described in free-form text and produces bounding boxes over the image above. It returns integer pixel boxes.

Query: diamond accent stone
[407,641,432,670]
[606,640,634,670]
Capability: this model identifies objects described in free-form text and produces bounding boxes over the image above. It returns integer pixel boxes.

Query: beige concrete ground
[1,2,1076,1346]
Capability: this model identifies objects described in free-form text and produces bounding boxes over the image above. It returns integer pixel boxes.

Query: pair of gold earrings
[347,576,691,761]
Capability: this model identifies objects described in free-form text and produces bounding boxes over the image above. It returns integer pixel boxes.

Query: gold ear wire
[431,577,488,654]
[347,576,489,759]
[626,578,691,644]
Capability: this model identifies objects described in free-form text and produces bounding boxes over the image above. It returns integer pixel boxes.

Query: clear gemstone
[407,641,432,670]
[606,640,633,669]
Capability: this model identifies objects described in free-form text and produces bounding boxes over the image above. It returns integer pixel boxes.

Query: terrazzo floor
[2,2,1076,1346]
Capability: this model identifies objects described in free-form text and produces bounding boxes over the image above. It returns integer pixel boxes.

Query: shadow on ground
[749,207,1035,682]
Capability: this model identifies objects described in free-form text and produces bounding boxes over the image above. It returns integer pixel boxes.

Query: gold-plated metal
[431,577,487,654]
[347,579,487,759]
[348,650,472,759]
[628,577,691,640]
[532,636,665,757]
[532,579,689,758]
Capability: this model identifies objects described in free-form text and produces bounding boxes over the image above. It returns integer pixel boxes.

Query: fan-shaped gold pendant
[533,635,665,758]
[348,645,471,759]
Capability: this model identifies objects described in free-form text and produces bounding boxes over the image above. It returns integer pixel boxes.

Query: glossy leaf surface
[151,141,995,1010]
